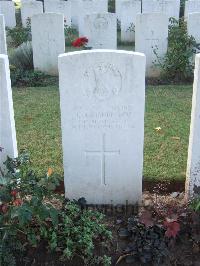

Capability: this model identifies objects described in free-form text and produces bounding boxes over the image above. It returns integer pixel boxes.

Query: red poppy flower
[13,199,22,206]
[72,37,88,47]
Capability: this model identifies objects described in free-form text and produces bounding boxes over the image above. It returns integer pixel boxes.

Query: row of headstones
[1,0,200,35]
[0,10,168,77]
[1,1,200,75]
[117,0,200,21]
[0,0,109,29]
[1,9,200,77]
[0,0,199,54]
[0,48,200,204]
[0,0,71,28]
[20,12,200,76]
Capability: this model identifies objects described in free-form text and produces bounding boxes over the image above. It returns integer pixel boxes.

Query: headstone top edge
[58,50,146,59]
[137,12,169,18]
[32,12,64,19]
[188,12,200,16]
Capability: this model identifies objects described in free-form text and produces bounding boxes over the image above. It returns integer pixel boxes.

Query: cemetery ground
[10,82,200,266]
[7,44,199,266]
[1,3,199,265]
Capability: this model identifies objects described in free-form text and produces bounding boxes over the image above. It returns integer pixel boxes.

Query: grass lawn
[12,84,193,181]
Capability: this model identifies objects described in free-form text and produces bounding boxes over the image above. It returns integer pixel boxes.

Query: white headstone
[0,15,7,54]
[0,54,18,169]
[135,13,168,77]
[185,0,200,20]
[84,13,117,49]
[186,54,200,199]
[187,12,200,43]
[121,0,141,43]
[31,13,65,75]
[78,0,108,36]
[21,1,43,27]
[142,0,180,20]
[44,0,71,27]
[59,50,146,205]
[0,1,16,28]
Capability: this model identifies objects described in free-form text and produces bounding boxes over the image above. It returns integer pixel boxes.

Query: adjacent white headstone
[142,0,180,20]
[0,1,16,28]
[78,0,108,36]
[121,0,141,43]
[135,13,168,77]
[185,0,200,20]
[84,13,117,49]
[0,54,18,169]
[21,1,43,27]
[187,12,200,43]
[31,13,65,75]
[44,0,71,27]
[0,15,7,54]
[186,54,200,199]
[59,50,146,205]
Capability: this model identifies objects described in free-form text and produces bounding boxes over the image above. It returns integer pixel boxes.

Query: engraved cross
[85,133,120,185]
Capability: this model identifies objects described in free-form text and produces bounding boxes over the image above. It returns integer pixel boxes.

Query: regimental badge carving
[84,63,122,101]
[94,64,122,100]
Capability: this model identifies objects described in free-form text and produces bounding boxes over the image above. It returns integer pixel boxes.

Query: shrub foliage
[6,19,31,48]
[0,153,112,265]
[157,18,197,82]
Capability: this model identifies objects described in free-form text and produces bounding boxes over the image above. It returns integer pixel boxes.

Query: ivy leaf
[30,196,39,207]
[11,205,32,225]
[50,231,57,250]
[49,207,59,227]
[36,204,49,220]
[27,231,37,247]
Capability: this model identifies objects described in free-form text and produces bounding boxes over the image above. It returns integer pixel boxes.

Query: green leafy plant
[10,41,33,70]
[156,17,197,82]
[6,19,31,47]
[0,153,112,265]
[64,25,79,46]
[10,66,58,87]
[9,41,58,87]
